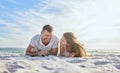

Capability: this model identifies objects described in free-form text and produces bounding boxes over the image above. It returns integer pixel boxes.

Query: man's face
[41,30,52,45]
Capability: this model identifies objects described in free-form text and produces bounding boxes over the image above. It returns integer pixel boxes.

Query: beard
[44,39,51,45]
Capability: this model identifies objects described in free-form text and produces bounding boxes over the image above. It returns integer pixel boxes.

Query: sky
[0,0,120,49]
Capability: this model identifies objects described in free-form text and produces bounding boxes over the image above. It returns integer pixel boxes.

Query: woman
[58,32,87,57]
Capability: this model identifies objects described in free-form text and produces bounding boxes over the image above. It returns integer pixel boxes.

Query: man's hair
[42,24,53,32]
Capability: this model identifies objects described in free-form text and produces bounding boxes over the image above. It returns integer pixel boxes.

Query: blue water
[0,48,120,55]
[88,49,120,55]
[0,48,26,55]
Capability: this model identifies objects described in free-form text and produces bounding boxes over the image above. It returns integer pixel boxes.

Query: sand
[0,54,120,73]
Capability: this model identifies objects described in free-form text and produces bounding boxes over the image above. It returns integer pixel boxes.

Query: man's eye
[46,35,48,37]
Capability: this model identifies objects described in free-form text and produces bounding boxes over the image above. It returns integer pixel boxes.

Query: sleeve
[52,36,59,49]
[30,35,37,47]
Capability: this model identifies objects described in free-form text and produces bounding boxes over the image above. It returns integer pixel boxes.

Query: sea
[0,48,120,56]
[0,48,26,56]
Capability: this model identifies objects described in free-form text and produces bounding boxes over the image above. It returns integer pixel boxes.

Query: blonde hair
[63,32,87,57]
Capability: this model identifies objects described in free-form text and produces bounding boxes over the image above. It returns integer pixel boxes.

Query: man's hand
[38,49,49,56]
[29,48,39,57]
[25,45,39,57]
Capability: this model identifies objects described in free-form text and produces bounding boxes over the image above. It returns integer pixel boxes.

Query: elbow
[25,51,30,56]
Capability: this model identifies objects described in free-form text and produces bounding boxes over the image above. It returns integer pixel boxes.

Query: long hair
[63,32,87,57]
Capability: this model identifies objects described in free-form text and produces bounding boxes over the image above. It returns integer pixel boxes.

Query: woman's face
[60,36,67,45]
[60,36,67,53]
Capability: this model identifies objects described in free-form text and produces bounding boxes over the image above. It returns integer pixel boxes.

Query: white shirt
[30,34,59,51]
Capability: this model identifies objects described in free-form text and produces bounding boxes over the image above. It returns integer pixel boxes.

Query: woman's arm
[60,42,64,56]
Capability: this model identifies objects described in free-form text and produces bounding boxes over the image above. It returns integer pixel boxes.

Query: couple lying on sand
[25,25,87,57]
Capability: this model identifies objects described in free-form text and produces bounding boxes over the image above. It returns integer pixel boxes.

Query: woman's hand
[64,52,70,57]
[64,52,75,57]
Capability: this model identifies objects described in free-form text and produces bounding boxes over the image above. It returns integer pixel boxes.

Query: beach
[0,54,120,73]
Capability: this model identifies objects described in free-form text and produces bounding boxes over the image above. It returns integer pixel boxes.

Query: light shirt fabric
[30,34,59,51]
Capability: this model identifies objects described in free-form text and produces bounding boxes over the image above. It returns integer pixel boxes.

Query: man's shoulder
[34,34,40,37]
[32,34,41,39]
[52,35,58,40]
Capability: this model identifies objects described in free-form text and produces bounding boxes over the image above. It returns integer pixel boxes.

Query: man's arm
[25,45,38,56]
[50,48,58,55]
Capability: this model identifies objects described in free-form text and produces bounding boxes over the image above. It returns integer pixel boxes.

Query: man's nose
[47,36,51,39]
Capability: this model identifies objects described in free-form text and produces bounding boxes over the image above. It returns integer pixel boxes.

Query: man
[25,24,59,57]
